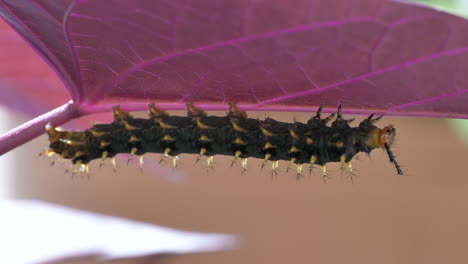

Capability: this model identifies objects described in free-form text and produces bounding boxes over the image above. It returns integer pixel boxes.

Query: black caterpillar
[43,103,403,180]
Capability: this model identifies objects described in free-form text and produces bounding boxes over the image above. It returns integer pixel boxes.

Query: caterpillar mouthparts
[42,103,403,180]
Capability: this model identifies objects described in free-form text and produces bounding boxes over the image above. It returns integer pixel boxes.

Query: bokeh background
[1,0,468,263]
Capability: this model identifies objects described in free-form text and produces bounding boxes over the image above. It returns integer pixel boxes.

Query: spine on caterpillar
[42,103,403,180]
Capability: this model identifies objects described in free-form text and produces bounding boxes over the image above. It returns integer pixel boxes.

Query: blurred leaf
[408,0,466,16]
[0,200,236,264]
[449,119,468,145]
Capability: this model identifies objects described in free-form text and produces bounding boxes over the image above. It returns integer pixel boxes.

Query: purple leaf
[1,0,468,154]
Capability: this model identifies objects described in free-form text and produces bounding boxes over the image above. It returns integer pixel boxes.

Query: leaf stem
[0,101,81,155]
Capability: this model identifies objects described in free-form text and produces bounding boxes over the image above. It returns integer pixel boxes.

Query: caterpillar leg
[321,165,328,183]
[296,164,303,182]
[64,162,89,178]
[127,147,138,165]
[111,157,117,173]
[80,163,90,176]
[159,147,171,164]
[139,155,144,170]
[64,162,74,175]
[271,160,279,176]
[206,156,214,168]
[50,153,65,166]
[39,148,55,158]
[346,162,357,183]
[99,151,108,168]
[230,150,241,168]
[195,148,207,165]
[309,156,316,175]
[241,158,248,174]
[286,157,296,173]
[65,160,82,177]
[261,153,271,169]
[172,156,179,168]
[340,155,346,175]
[340,155,357,182]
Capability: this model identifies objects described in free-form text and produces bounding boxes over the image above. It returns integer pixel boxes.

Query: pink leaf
[1,0,468,153]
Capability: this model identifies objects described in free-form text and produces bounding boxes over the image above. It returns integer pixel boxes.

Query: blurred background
[1,0,468,263]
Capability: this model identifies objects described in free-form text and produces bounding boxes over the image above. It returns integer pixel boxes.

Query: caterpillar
[43,103,403,181]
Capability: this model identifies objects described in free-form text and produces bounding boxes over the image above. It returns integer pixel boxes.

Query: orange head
[366,125,396,149]
[378,125,396,148]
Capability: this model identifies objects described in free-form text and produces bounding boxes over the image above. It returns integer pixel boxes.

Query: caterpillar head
[364,124,402,175]
[378,125,396,148]
[365,125,396,149]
